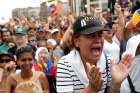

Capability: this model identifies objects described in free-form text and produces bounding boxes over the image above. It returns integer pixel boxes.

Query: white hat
[47,39,57,46]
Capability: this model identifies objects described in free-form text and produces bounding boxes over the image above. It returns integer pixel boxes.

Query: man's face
[38,41,47,48]
[37,32,46,39]
[28,37,37,47]
[27,29,36,37]
[103,31,113,40]
[74,31,103,64]
[2,31,11,43]
[52,32,59,39]
[15,35,28,46]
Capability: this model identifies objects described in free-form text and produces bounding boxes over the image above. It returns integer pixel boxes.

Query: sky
[0,0,46,20]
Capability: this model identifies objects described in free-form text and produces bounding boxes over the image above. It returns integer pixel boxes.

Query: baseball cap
[1,27,10,32]
[132,9,140,26]
[15,27,27,36]
[73,15,110,35]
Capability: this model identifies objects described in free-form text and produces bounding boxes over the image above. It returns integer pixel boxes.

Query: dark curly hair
[15,45,35,60]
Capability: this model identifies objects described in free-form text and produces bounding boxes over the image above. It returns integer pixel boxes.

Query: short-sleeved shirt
[103,39,120,63]
[56,49,112,93]
[0,43,9,53]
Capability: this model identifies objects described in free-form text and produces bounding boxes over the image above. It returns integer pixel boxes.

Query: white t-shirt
[120,35,140,93]
[103,37,120,63]
[120,55,140,93]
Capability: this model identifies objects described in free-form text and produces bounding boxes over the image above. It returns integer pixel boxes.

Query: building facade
[39,2,48,21]
[69,0,108,16]
[12,7,40,19]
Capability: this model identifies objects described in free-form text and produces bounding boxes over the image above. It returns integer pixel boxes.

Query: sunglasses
[29,39,37,43]
[0,58,12,63]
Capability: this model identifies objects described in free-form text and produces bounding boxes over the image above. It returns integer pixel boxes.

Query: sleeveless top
[11,71,43,93]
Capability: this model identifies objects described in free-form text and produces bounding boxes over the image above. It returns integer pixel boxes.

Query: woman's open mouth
[91,47,102,56]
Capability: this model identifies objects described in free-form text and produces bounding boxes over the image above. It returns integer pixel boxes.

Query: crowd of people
[0,0,140,93]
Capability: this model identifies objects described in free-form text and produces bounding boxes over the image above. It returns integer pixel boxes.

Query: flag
[132,9,140,26]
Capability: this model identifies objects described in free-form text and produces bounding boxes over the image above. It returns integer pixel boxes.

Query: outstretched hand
[111,54,133,88]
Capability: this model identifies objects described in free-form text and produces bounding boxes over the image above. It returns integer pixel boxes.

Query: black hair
[15,45,35,60]
[0,53,14,63]
[27,27,36,32]
[37,40,47,47]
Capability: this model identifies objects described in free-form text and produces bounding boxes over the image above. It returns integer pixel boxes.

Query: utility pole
[99,0,102,9]
[75,0,80,16]
[86,0,90,14]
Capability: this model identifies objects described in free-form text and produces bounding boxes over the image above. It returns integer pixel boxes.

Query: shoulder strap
[104,53,109,93]
[105,53,109,81]
[31,71,42,82]
[127,75,136,93]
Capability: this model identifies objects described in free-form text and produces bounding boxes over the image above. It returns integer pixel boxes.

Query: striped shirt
[56,49,111,93]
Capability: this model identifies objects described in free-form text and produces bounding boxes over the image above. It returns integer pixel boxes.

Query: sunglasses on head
[0,58,12,63]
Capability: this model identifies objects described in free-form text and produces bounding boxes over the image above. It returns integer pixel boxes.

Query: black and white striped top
[56,49,111,93]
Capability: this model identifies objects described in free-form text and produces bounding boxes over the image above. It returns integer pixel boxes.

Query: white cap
[47,39,57,46]
[51,28,59,34]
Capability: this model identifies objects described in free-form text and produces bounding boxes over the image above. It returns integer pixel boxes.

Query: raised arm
[114,3,125,42]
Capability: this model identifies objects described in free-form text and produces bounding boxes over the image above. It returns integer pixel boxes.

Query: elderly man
[14,27,28,47]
